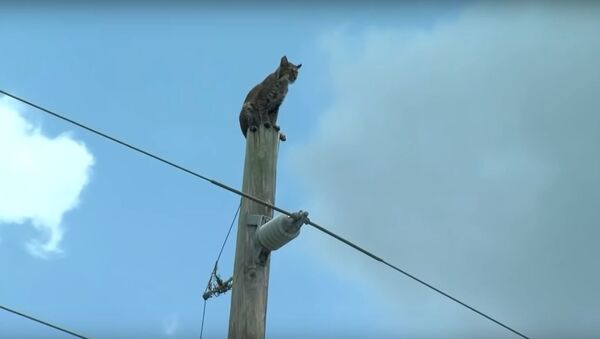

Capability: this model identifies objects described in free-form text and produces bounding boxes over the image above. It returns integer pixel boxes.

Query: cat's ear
[280,56,288,66]
[297,63,302,69]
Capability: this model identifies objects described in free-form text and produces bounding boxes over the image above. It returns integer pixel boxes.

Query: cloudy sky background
[1,1,599,338]
[293,2,600,338]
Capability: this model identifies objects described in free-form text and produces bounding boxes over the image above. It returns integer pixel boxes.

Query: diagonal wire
[305,221,530,338]
[204,202,240,292]
[0,89,530,339]
[0,89,286,219]
[200,202,240,339]
[0,305,89,339]
[215,202,241,265]
[199,299,207,339]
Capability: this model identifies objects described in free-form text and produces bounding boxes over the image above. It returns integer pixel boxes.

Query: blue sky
[0,3,464,338]
[2,2,600,339]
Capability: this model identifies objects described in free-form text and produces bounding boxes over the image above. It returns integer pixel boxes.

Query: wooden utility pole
[228,126,279,339]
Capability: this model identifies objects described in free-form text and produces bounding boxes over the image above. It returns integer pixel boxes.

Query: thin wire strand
[199,299,207,339]
[215,202,241,265]
[0,89,530,339]
[380,261,529,339]
[306,221,529,339]
[203,203,240,294]
[0,305,89,339]
[200,203,240,338]
[0,89,288,218]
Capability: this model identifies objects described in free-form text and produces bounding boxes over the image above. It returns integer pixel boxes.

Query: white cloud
[0,97,94,258]
[162,314,179,337]
[293,2,600,338]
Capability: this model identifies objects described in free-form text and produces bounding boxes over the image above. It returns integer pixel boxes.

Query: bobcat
[239,56,302,142]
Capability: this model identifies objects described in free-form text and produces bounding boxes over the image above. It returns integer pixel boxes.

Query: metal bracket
[247,214,271,227]
[246,214,272,267]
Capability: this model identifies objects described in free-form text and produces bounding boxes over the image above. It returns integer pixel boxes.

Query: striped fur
[239,56,301,141]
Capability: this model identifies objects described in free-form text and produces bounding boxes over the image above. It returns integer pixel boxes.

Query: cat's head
[277,56,302,84]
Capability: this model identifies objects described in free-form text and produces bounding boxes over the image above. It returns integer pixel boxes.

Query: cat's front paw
[279,133,287,142]
[274,125,281,132]
[249,125,258,133]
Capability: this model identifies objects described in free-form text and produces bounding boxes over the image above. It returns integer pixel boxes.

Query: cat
[239,56,302,142]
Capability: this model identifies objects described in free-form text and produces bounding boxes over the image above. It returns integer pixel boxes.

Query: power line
[307,220,529,338]
[0,89,288,219]
[215,203,241,264]
[0,89,530,338]
[200,203,240,339]
[199,300,207,339]
[0,305,89,339]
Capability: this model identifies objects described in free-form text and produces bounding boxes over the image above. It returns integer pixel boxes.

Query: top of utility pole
[228,126,280,339]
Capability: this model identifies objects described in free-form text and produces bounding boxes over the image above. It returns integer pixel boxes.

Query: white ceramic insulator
[256,215,301,251]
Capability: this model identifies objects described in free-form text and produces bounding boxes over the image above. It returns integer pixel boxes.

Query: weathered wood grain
[228,126,280,339]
